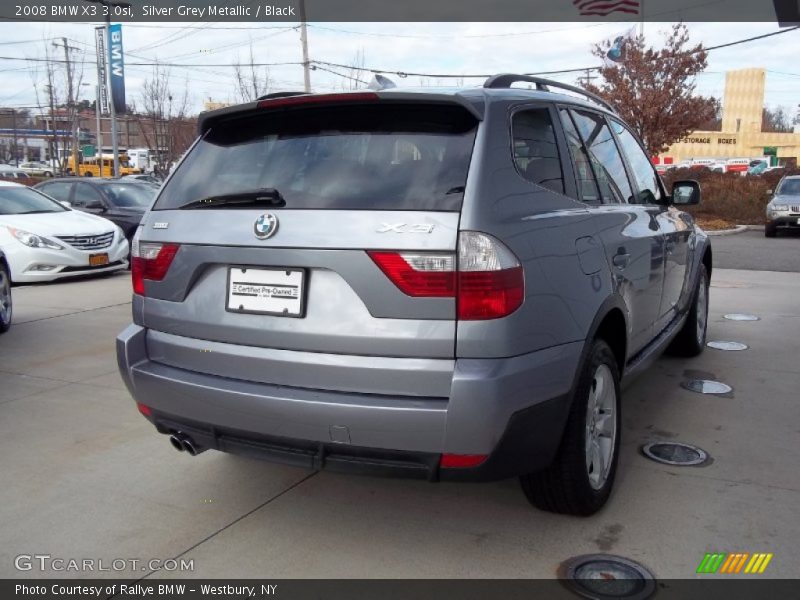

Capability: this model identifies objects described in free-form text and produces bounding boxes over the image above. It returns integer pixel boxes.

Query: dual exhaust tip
[169,432,205,456]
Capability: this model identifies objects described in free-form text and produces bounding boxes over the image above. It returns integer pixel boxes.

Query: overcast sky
[1,21,798,117]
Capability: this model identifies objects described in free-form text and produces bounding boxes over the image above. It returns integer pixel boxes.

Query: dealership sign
[94,27,109,115]
[108,24,126,114]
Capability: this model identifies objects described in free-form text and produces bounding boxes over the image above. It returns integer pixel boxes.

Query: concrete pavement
[0,268,797,580]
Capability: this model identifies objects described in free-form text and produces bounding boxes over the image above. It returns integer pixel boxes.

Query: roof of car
[198,76,615,134]
[0,180,24,187]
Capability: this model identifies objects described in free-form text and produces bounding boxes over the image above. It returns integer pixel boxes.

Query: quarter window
[559,109,601,203]
[610,119,663,204]
[570,110,633,204]
[511,108,564,194]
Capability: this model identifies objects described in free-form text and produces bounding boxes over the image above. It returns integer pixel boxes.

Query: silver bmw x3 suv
[117,75,712,515]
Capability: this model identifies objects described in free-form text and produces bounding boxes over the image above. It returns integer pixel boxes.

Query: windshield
[0,185,69,214]
[155,103,477,211]
[777,179,800,196]
[103,183,157,208]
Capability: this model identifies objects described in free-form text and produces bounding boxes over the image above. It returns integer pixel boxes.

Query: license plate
[226,267,306,317]
[89,253,109,267]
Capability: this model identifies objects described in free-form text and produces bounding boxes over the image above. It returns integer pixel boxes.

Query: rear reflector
[440,454,488,468]
[132,243,180,296]
[257,92,378,109]
[136,402,152,418]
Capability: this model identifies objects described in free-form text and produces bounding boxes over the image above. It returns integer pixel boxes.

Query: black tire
[520,339,621,516]
[83,172,93,177]
[0,262,12,334]
[44,171,53,177]
[667,264,709,357]
[764,224,777,238]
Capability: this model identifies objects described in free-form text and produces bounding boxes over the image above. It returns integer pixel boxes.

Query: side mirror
[766,189,773,196]
[671,180,701,206]
[85,200,106,210]
[58,201,72,208]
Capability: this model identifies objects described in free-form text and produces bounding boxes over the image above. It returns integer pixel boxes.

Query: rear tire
[0,262,12,333]
[764,224,777,238]
[520,339,621,516]
[668,264,709,357]
[44,171,53,177]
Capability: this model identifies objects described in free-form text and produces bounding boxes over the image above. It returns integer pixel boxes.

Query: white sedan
[0,181,129,283]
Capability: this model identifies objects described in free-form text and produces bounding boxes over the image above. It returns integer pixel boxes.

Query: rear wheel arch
[594,308,627,376]
[702,245,712,280]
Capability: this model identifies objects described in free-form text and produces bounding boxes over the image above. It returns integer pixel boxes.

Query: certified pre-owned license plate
[89,253,109,267]
[227,267,306,317]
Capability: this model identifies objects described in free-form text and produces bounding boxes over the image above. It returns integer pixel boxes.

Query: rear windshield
[154,103,478,211]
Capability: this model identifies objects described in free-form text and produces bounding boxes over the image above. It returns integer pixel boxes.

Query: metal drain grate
[707,341,749,351]
[560,554,656,600]
[641,442,708,466]
[680,379,732,394]
[723,314,760,321]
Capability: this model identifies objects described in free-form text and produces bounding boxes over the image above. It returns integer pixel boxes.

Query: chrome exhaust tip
[169,434,185,452]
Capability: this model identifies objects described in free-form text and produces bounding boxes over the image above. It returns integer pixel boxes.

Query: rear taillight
[131,237,179,296]
[368,231,524,320]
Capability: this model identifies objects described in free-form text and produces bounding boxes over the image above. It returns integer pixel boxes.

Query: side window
[570,110,634,204]
[511,108,564,194]
[37,182,73,203]
[610,119,663,204]
[558,109,601,203]
[75,183,105,207]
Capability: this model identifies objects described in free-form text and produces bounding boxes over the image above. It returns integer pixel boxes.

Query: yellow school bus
[66,154,142,177]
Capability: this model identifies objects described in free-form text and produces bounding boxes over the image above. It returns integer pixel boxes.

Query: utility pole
[10,110,18,166]
[53,38,81,176]
[96,85,103,177]
[577,69,598,88]
[299,0,311,92]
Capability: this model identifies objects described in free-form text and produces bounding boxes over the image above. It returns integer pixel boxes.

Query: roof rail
[256,91,309,101]
[483,74,616,113]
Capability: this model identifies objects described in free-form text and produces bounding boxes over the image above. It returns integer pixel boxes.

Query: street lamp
[83,0,131,177]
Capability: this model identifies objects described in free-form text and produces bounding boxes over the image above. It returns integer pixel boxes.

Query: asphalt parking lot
[1,235,798,581]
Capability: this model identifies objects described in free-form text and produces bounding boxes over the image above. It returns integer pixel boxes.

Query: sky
[0,21,798,117]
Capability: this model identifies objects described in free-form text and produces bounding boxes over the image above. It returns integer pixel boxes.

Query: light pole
[84,0,130,177]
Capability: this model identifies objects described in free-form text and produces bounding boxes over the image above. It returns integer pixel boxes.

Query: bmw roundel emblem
[254,213,278,240]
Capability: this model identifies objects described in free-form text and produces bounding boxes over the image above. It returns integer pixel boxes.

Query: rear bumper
[117,324,581,480]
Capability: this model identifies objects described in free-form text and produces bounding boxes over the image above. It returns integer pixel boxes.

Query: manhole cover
[560,554,656,600]
[680,379,732,394]
[707,341,749,351]
[723,314,760,321]
[641,442,708,466]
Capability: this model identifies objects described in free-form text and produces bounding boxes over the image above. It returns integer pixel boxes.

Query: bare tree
[762,106,792,133]
[585,23,719,156]
[233,42,272,103]
[137,63,193,169]
[340,49,366,91]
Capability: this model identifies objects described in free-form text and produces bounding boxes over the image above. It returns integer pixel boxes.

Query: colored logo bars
[696,552,773,574]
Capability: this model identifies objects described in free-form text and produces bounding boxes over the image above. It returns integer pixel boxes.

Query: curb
[707,225,748,237]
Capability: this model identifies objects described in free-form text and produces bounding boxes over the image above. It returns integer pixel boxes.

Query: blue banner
[108,23,126,114]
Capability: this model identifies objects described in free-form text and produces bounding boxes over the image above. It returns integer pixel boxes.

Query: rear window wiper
[178,188,286,209]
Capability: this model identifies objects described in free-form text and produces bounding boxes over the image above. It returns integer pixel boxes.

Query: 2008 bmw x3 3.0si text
[117,76,711,515]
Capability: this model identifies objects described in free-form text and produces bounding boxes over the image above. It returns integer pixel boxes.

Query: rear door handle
[613,253,630,269]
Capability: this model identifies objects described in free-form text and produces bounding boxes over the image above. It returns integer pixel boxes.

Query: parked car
[19,161,55,177]
[0,247,10,333]
[121,173,163,186]
[765,175,800,237]
[0,180,129,282]
[34,178,156,243]
[117,76,711,515]
[0,165,32,181]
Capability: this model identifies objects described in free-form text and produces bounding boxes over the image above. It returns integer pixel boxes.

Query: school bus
[66,154,142,177]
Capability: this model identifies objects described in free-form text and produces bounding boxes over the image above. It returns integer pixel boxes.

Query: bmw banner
[108,23,126,114]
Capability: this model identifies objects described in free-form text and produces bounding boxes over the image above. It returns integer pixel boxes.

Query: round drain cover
[681,379,732,394]
[560,554,656,600]
[641,442,708,466]
[707,341,749,351]
[723,313,760,321]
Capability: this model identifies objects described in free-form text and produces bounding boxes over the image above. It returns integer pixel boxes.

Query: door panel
[657,207,692,329]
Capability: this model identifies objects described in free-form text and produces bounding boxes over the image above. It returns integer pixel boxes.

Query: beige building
[660,68,799,168]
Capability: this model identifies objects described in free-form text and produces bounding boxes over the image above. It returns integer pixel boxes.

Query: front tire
[520,339,621,516]
[0,262,12,333]
[668,264,709,357]
[764,223,777,238]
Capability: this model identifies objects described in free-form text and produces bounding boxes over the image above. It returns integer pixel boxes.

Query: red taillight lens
[132,243,179,296]
[368,232,524,320]
[257,92,378,109]
[440,454,488,468]
[457,267,524,320]
[136,402,152,418]
[368,251,456,297]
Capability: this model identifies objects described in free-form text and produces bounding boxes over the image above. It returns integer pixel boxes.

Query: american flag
[572,0,641,17]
